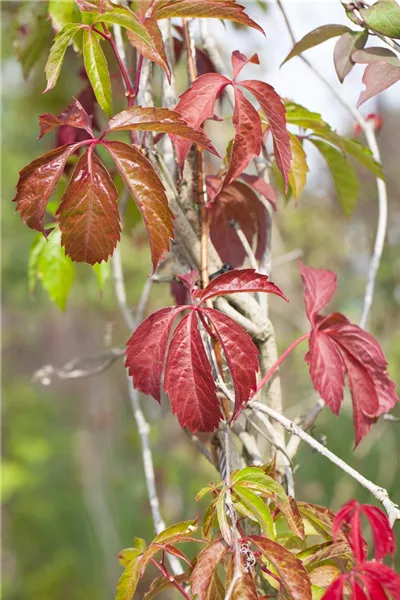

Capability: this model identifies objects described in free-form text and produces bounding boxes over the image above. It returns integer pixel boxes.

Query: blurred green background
[2,2,400,599]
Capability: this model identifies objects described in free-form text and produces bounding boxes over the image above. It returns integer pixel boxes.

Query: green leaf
[231,467,288,503]
[48,0,78,31]
[45,24,82,92]
[312,130,384,178]
[28,234,47,295]
[361,0,400,38]
[311,585,326,600]
[92,261,110,292]
[117,547,144,568]
[310,138,360,215]
[151,519,197,546]
[83,27,112,115]
[202,499,217,540]
[284,102,331,132]
[288,133,309,201]
[281,24,352,65]
[216,488,232,545]
[35,229,75,310]
[94,7,153,45]
[234,484,275,539]
[116,555,143,600]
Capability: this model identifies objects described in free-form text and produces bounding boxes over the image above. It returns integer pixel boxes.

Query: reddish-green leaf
[83,27,112,116]
[13,143,80,234]
[104,140,174,270]
[238,79,291,187]
[191,538,229,600]
[195,268,288,305]
[56,148,120,264]
[249,535,312,600]
[301,541,352,568]
[297,502,343,541]
[127,16,171,81]
[45,23,82,92]
[152,519,198,546]
[222,87,262,188]
[333,30,368,83]
[202,499,218,540]
[278,496,306,540]
[38,98,94,139]
[153,0,264,34]
[106,106,219,157]
[281,25,352,65]
[216,488,233,545]
[164,311,223,431]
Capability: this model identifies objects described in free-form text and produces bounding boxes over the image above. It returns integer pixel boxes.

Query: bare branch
[286,398,326,460]
[250,400,400,526]
[233,221,259,271]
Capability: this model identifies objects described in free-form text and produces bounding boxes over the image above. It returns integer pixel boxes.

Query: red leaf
[249,535,312,600]
[222,87,262,189]
[231,50,259,80]
[207,177,267,267]
[56,148,120,264]
[105,106,219,158]
[358,573,388,600]
[173,72,230,165]
[13,144,80,234]
[164,311,223,432]
[38,98,94,139]
[352,580,369,600]
[299,261,337,324]
[238,79,291,187]
[126,16,171,82]
[357,60,400,107]
[239,173,276,210]
[125,306,187,401]
[178,270,198,292]
[153,0,264,34]
[104,140,174,271]
[195,268,288,305]
[306,330,345,415]
[362,562,400,600]
[322,576,345,600]
[202,307,259,417]
[191,538,229,600]
[333,500,395,562]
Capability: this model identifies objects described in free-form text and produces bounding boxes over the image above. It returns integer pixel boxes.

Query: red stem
[134,54,144,99]
[252,333,309,397]
[150,558,190,600]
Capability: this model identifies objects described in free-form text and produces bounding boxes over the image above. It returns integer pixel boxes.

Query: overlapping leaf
[207,175,268,267]
[333,30,368,83]
[281,24,351,65]
[191,538,229,600]
[39,97,94,139]
[299,262,398,444]
[360,0,400,38]
[126,269,286,432]
[82,27,112,115]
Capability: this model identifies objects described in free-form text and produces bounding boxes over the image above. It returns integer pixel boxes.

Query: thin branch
[33,348,124,384]
[183,429,213,464]
[233,221,259,271]
[276,0,388,329]
[286,398,326,460]
[250,400,400,526]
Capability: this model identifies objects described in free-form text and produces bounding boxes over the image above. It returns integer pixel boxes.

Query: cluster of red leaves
[125,269,287,432]
[173,50,291,191]
[299,262,398,445]
[13,100,219,268]
[323,500,400,599]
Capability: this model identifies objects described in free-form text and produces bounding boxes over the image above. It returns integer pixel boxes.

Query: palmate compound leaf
[207,175,268,268]
[56,148,121,264]
[104,140,174,271]
[152,0,265,34]
[249,535,312,600]
[299,262,398,444]
[126,269,286,432]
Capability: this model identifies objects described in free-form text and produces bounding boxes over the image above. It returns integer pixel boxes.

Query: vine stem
[150,558,191,600]
[276,0,388,329]
[249,400,400,527]
[252,333,309,397]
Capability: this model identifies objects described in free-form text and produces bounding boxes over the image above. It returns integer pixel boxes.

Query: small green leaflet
[83,28,112,115]
[93,8,153,46]
[233,484,275,539]
[29,229,75,311]
[45,23,82,92]
[48,0,78,32]
[310,139,360,215]
[360,0,400,39]
[92,261,110,293]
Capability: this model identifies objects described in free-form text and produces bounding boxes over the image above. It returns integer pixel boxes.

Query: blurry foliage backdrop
[2,2,400,599]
